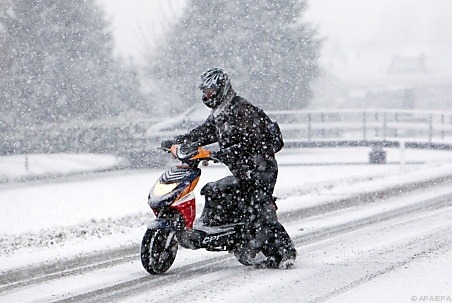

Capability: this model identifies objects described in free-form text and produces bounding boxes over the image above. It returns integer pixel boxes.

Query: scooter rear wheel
[141,229,178,275]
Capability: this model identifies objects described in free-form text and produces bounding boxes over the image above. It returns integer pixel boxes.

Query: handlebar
[159,144,219,164]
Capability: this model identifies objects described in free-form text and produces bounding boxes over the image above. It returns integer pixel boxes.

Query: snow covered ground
[0,147,451,302]
[0,147,449,236]
[0,153,127,183]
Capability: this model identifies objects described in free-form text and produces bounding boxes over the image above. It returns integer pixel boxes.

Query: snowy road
[1,176,451,303]
[1,149,451,302]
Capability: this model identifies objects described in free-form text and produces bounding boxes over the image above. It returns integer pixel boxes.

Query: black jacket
[174,95,277,181]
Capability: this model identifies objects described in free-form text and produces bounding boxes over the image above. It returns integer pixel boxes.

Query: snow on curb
[0,153,129,183]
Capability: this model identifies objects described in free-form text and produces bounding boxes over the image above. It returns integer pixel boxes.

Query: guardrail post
[362,112,367,140]
[307,113,312,141]
[429,114,433,143]
[441,114,445,139]
[369,144,387,164]
[383,112,387,140]
[394,113,398,137]
[374,113,379,138]
[321,113,325,138]
[399,140,406,168]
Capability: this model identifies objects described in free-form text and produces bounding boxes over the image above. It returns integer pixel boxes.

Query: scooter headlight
[153,181,178,197]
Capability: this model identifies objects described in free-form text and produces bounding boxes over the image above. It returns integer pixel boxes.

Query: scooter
[140,144,267,275]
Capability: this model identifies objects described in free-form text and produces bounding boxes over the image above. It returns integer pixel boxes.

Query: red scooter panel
[171,195,196,229]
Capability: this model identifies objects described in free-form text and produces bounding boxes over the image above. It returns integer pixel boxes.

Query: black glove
[161,140,175,149]
[176,143,198,161]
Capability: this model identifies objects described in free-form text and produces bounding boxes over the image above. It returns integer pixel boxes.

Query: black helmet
[198,68,231,108]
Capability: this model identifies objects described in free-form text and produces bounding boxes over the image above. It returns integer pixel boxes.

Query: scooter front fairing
[148,165,201,229]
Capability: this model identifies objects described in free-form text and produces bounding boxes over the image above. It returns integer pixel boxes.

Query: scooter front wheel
[141,229,178,275]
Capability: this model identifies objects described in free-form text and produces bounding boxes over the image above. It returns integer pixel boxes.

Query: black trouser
[233,156,296,261]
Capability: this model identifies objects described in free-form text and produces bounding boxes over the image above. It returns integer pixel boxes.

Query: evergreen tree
[114,59,147,112]
[149,0,321,111]
[0,0,16,129]
[0,0,143,127]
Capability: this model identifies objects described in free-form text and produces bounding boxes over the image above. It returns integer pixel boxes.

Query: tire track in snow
[156,221,452,303]
[309,240,452,303]
[50,191,452,303]
[0,175,450,298]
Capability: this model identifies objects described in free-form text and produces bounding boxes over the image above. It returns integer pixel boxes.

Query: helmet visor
[201,87,217,100]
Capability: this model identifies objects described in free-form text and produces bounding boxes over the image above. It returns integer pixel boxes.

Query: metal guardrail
[2,108,451,166]
[284,140,452,150]
[268,109,452,144]
[270,109,452,164]
[140,108,452,165]
[144,109,452,147]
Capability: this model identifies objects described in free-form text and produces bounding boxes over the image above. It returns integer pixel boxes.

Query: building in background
[305,0,452,110]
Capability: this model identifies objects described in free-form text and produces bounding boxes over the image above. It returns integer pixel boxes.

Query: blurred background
[1,0,451,165]
[99,0,452,111]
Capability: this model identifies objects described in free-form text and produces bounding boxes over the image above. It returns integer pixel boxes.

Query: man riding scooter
[162,68,296,269]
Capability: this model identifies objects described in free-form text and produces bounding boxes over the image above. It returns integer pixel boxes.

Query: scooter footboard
[184,224,244,251]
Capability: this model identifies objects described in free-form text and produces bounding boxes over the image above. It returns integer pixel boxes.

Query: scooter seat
[200,176,239,196]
